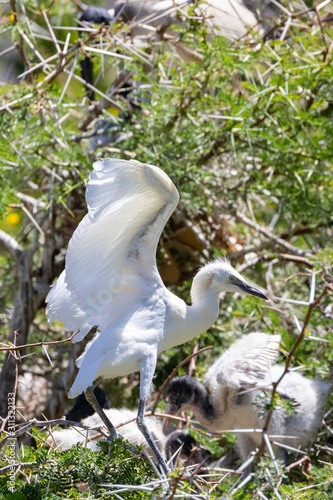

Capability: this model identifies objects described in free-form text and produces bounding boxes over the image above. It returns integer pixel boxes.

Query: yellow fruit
[108,107,120,117]
[6,213,20,226]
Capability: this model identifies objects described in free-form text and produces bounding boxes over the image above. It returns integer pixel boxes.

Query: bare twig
[236,212,312,257]
[286,455,311,472]
[0,229,23,259]
[256,287,329,461]
[0,332,79,352]
[236,252,313,274]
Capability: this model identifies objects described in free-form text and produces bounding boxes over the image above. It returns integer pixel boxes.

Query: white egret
[166,333,331,465]
[46,158,267,474]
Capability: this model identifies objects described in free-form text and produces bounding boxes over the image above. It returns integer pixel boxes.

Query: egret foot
[106,431,122,442]
[85,386,146,459]
[84,385,118,441]
[137,399,170,477]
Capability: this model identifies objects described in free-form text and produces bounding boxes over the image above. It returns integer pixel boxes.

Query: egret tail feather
[68,360,102,399]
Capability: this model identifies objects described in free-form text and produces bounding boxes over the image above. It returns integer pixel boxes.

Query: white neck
[159,266,223,352]
[186,290,220,341]
[168,284,220,349]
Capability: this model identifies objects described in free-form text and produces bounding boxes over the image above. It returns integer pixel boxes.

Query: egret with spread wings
[46,159,267,474]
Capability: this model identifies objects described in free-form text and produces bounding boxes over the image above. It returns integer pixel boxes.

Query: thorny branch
[0,412,186,453]
[263,0,331,42]
[235,252,314,274]
[256,286,330,462]
[0,331,79,352]
[235,212,312,257]
[10,0,33,83]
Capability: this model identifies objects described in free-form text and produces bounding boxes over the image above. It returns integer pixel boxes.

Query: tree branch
[0,229,23,259]
[256,286,329,462]
[0,332,79,352]
[235,252,314,274]
[235,212,312,257]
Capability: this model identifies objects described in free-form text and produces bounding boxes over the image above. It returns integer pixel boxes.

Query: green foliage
[0,441,156,499]
[280,465,333,499]
[189,428,229,458]
[252,390,299,418]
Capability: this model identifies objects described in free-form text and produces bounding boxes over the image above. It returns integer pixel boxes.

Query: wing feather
[47,159,179,334]
[45,271,94,342]
[205,333,281,389]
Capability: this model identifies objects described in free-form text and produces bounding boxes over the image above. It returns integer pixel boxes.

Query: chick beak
[163,402,177,434]
[237,281,268,300]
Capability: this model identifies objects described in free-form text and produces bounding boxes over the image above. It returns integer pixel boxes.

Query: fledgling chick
[166,333,331,463]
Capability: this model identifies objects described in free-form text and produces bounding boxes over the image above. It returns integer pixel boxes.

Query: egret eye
[229,276,236,282]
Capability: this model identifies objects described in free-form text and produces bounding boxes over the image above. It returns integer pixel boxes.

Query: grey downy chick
[166,333,331,463]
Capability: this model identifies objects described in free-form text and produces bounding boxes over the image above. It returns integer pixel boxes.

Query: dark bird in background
[66,387,111,422]
[79,5,115,25]
[78,5,116,100]
[88,99,150,151]
[75,3,150,150]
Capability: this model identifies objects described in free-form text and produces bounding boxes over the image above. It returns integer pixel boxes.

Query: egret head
[191,258,267,303]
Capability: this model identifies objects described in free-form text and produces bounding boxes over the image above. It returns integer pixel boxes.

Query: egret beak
[237,282,268,300]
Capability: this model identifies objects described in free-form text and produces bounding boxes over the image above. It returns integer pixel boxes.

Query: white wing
[206,333,281,389]
[46,270,94,342]
[46,159,179,338]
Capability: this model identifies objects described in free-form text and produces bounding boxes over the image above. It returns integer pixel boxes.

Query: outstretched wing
[46,159,179,335]
[206,333,281,389]
[46,270,94,342]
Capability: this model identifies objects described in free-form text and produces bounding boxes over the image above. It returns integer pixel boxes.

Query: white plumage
[48,408,202,467]
[206,332,281,388]
[48,408,165,455]
[46,158,267,473]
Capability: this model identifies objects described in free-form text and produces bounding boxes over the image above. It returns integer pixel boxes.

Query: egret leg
[137,352,170,476]
[85,385,118,441]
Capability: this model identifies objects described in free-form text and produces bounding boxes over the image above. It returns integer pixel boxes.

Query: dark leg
[137,399,170,476]
[85,384,118,441]
[137,353,170,476]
